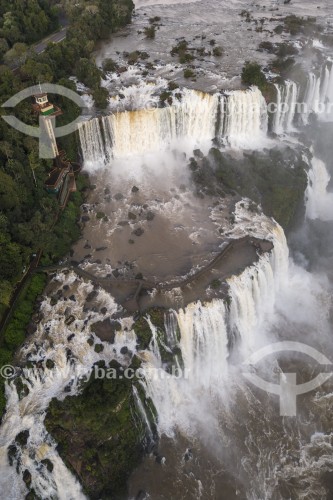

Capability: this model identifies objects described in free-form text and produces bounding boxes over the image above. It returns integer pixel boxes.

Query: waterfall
[0,273,133,500]
[78,117,107,170]
[132,386,154,443]
[272,81,298,134]
[79,89,219,164]
[79,86,271,167]
[221,87,268,148]
[140,218,289,438]
[306,156,333,221]
[302,62,333,123]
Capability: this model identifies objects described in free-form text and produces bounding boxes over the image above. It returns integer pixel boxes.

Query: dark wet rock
[14,378,29,399]
[84,254,92,259]
[69,295,76,302]
[46,359,55,370]
[94,344,104,353]
[96,246,107,251]
[104,187,111,195]
[133,228,144,237]
[95,259,102,265]
[25,490,37,500]
[90,318,121,343]
[146,211,155,221]
[155,455,164,464]
[64,384,72,393]
[82,215,90,223]
[7,444,18,466]
[87,338,94,346]
[128,239,135,244]
[67,334,75,342]
[65,315,76,326]
[112,269,121,278]
[120,346,129,355]
[184,448,193,461]
[128,212,137,220]
[70,260,79,266]
[41,458,53,473]
[194,148,204,158]
[135,273,143,280]
[64,307,71,318]
[114,193,124,201]
[26,322,37,336]
[100,307,107,315]
[15,430,29,447]
[135,491,148,500]
[118,220,129,226]
[50,296,58,306]
[86,290,98,302]
[66,349,73,360]
[83,243,91,250]
[23,469,32,486]
[132,186,139,193]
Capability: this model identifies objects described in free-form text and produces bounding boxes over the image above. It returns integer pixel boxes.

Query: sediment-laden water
[2,1,333,499]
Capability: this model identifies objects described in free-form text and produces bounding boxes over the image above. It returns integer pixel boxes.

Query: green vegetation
[270,57,296,79]
[144,25,156,39]
[0,0,134,419]
[211,279,222,289]
[102,57,119,73]
[133,309,182,370]
[191,147,309,230]
[241,61,267,89]
[171,40,194,64]
[241,61,276,103]
[0,0,59,48]
[276,42,298,58]
[45,359,154,499]
[0,273,46,415]
[213,46,224,57]
[0,0,134,312]
[283,15,318,36]
[149,16,161,24]
[184,68,195,79]
[259,41,275,53]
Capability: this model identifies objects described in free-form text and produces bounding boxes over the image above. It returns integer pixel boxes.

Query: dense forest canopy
[0,0,59,47]
[0,0,134,311]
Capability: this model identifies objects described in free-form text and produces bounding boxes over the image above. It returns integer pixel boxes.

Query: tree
[21,58,54,83]
[75,58,103,89]
[0,242,22,280]
[0,280,12,307]
[144,26,156,39]
[4,43,28,65]
[0,171,20,210]
[92,86,109,109]
[241,62,267,89]
[0,38,9,61]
